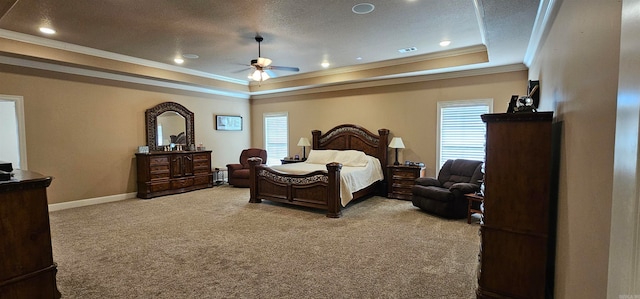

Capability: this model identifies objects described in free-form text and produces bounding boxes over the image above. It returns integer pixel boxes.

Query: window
[263,112,288,166]
[437,99,492,170]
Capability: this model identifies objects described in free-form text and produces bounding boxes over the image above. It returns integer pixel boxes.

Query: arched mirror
[145,102,194,151]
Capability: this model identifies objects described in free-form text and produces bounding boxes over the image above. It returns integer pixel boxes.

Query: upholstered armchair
[411,159,483,219]
[227,148,267,188]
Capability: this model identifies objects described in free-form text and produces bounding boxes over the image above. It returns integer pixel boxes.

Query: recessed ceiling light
[174,58,184,64]
[352,3,375,14]
[356,57,363,61]
[182,54,199,59]
[440,40,451,47]
[39,27,56,35]
[321,62,330,68]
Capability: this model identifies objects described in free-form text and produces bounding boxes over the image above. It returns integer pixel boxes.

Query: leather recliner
[411,159,483,219]
[226,148,267,188]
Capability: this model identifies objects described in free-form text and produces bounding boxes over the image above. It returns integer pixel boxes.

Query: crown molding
[0,55,251,99]
[255,45,488,85]
[524,0,563,66]
[251,63,527,100]
[0,29,248,86]
[0,28,523,100]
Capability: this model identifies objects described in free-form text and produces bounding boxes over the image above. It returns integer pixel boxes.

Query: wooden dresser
[477,112,557,299]
[136,150,214,198]
[0,170,60,298]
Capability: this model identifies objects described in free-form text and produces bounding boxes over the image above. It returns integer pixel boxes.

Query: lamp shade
[297,137,311,147]
[388,137,405,149]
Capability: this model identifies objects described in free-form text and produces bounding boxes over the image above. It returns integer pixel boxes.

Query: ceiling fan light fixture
[251,69,270,82]
[257,57,272,67]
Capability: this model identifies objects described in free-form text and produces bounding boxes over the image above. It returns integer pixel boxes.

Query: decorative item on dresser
[387,164,424,200]
[137,102,213,199]
[0,169,61,298]
[477,112,559,299]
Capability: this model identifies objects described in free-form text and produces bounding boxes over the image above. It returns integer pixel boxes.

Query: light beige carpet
[49,185,480,298]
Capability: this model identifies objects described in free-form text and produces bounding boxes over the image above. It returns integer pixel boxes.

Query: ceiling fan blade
[264,69,278,78]
[232,67,252,73]
[269,66,300,72]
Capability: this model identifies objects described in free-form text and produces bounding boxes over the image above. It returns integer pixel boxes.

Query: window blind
[438,101,491,170]
[264,113,288,165]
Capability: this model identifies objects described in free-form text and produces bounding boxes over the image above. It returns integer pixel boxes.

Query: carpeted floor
[49,185,480,298]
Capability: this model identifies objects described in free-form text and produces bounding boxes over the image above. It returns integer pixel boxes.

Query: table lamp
[388,137,405,165]
[297,137,311,159]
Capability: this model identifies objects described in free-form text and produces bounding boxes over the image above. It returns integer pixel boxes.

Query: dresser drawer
[150,156,169,165]
[192,153,210,162]
[391,169,418,179]
[150,171,170,180]
[193,160,210,173]
[171,177,194,189]
[391,186,413,196]
[149,181,170,192]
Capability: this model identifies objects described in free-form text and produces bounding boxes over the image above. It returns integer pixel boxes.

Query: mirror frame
[145,102,195,151]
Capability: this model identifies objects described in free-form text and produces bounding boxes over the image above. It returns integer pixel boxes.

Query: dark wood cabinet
[477,112,556,299]
[136,150,213,198]
[387,165,423,200]
[0,170,60,298]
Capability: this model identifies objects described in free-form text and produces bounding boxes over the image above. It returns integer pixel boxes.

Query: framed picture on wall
[216,115,242,131]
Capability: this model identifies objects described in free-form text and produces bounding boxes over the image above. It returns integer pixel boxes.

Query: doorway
[0,95,27,170]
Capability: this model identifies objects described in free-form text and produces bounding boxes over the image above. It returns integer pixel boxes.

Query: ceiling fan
[246,35,300,82]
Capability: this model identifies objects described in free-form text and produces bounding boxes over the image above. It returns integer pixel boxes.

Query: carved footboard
[248,157,344,218]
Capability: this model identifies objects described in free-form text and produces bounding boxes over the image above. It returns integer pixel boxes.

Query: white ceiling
[0,0,541,86]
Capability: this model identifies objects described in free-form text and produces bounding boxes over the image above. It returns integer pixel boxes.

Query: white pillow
[334,150,369,167]
[305,150,338,164]
[306,149,369,167]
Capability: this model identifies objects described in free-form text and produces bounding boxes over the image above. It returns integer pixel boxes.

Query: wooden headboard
[311,124,389,167]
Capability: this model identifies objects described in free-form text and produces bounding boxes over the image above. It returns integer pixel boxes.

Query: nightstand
[465,193,484,224]
[281,158,306,164]
[387,165,423,200]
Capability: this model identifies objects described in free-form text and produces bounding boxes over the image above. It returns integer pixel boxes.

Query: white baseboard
[48,192,137,212]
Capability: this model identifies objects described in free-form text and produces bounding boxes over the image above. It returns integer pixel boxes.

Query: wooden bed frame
[248,124,390,218]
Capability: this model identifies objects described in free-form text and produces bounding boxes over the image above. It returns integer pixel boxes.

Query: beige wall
[0,66,250,204]
[250,71,523,177]
[528,0,622,297]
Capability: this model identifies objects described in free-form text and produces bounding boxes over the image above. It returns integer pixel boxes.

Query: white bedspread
[269,155,384,206]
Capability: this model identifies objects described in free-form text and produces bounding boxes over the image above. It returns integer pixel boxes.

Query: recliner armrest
[226,163,244,171]
[449,182,480,195]
[414,177,441,187]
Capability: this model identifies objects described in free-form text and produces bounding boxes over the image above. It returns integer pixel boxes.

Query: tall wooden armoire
[0,170,61,298]
[477,112,558,299]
